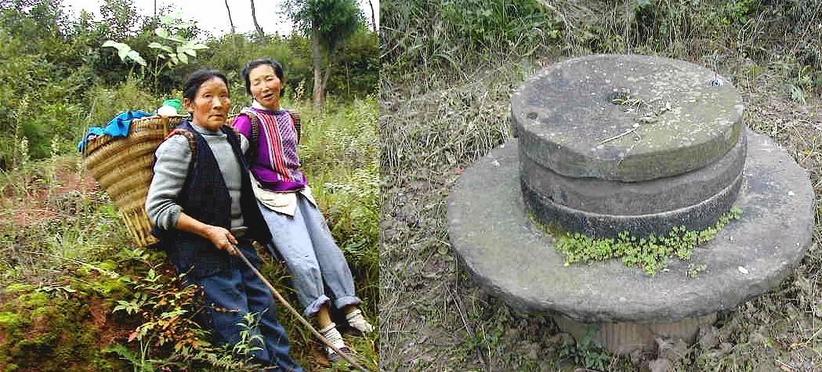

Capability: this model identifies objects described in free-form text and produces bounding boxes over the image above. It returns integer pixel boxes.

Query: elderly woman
[232,58,373,361]
[146,69,302,371]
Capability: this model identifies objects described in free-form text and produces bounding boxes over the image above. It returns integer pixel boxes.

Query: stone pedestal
[554,313,717,354]
[447,55,815,354]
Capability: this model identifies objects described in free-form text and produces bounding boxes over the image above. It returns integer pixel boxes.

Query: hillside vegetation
[0,0,378,370]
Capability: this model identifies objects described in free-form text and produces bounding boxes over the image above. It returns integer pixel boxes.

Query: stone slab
[522,168,742,238]
[520,130,746,215]
[447,130,814,322]
[553,312,717,355]
[512,54,744,182]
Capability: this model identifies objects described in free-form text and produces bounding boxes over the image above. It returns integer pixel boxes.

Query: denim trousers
[258,195,362,317]
[189,240,303,371]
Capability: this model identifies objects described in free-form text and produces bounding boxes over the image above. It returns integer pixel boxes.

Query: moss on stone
[531,207,743,275]
[0,291,126,371]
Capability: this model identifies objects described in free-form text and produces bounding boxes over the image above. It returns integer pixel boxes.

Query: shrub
[298,96,380,309]
[441,0,560,49]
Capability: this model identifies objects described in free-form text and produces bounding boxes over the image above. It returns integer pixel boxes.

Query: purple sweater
[234,108,308,192]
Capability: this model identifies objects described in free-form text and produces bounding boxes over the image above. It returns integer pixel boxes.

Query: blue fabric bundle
[77,110,153,152]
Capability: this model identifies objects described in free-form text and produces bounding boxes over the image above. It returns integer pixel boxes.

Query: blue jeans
[258,195,362,317]
[189,240,303,371]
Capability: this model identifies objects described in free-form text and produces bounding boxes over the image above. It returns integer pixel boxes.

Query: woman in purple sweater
[232,58,373,361]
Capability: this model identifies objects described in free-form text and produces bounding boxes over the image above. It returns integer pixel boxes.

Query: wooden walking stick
[231,244,369,371]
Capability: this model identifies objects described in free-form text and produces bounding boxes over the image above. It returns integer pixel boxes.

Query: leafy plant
[549,208,743,275]
[789,84,806,104]
[232,312,265,358]
[687,263,707,278]
[442,0,560,49]
[558,327,612,370]
[112,248,212,369]
[102,17,208,91]
[102,40,147,66]
[149,27,207,66]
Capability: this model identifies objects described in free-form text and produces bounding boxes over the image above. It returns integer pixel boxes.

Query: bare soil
[0,158,98,228]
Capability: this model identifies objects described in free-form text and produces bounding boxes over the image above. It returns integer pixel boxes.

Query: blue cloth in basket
[77,110,153,152]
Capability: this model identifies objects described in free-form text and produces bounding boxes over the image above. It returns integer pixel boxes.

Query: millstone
[511,54,744,182]
[519,132,746,215]
[521,168,743,238]
[447,130,814,353]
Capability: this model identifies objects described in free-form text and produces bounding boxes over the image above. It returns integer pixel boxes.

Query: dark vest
[153,120,271,278]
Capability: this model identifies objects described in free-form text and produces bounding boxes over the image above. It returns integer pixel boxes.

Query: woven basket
[82,115,184,247]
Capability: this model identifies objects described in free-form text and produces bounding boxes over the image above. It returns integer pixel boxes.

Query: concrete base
[553,313,716,355]
[447,129,814,323]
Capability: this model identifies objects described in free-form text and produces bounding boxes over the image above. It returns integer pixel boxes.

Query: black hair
[182,69,230,101]
[241,58,285,97]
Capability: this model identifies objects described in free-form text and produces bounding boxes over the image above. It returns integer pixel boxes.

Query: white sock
[320,323,348,356]
[346,309,374,334]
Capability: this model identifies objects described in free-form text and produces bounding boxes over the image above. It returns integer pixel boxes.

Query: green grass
[0,96,379,370]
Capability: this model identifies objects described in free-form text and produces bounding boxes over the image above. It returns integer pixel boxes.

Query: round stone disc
[521,169,743,238]
[512,54,744,182]
[520,129,746,215]
[447,130,814,322]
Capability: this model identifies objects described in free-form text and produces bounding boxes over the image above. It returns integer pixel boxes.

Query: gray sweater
[145,122,249,231]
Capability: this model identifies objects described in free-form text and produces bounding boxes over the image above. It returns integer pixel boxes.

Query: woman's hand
[175,213,239,255]
[203,225,239,256]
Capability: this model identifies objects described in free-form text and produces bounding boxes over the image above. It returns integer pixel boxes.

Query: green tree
[285,0,363,106]
[326,28,378,97]
[99,0,140,40]
[0,0,96,164]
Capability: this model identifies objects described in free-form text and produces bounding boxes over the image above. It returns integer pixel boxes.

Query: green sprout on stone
[686,263,707,278]
[537,207,742,276]
[600,91,673,145]
[610,91,646,110]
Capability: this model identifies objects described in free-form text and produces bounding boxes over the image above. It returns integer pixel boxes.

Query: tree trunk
[367,0,376,30]
[249,0,264,37]
[311,25,325,107]
[322,59,332,92]
[224,0,236,34]
[345,61,350,96]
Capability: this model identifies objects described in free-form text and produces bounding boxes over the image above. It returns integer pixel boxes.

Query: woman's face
[249,64,282,110]
[184,77,230,131]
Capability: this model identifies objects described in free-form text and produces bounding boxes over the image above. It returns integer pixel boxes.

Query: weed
[16,136,29,170]
[687,263,708,279]
[381,0,559,87]
[233,312,265,359]
[610,90,647,110]
[558,327,612,370]
[548,208,743,275]
[441,0,560,50]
